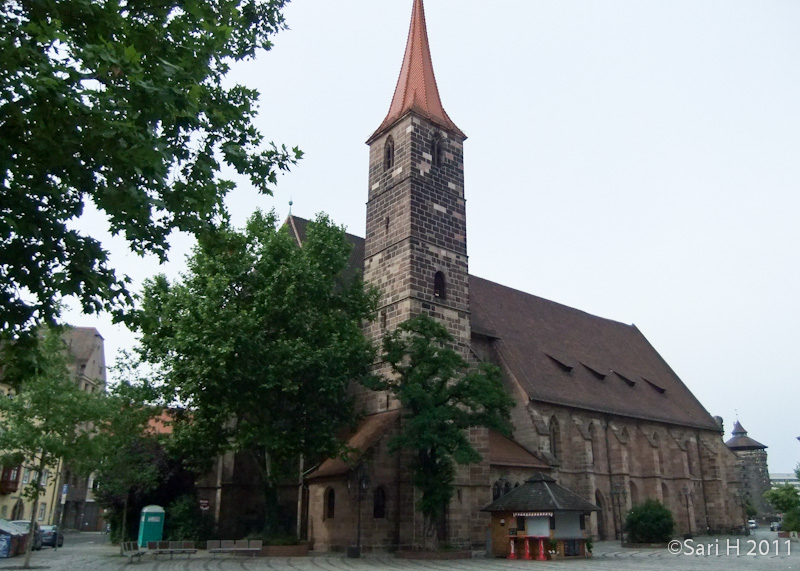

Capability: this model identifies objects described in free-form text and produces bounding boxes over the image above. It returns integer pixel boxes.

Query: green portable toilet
[137,505,165,548]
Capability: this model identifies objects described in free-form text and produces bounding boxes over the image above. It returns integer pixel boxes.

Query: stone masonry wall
[493,370,740,539]
[732,448,772,519]
[353,112,487,550]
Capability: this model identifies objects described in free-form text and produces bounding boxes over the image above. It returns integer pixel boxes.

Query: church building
[299,0,742,551]
[200,0,743,550]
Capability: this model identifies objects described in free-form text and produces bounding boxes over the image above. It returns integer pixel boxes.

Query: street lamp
[347,464,370,558]
[610,481,627,545]
[680,487,693,539]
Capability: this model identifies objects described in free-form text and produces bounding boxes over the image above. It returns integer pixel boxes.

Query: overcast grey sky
[67,0,800,473]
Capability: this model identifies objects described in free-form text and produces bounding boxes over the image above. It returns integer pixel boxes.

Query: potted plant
[547,538,559,559]
[585,536,594,557]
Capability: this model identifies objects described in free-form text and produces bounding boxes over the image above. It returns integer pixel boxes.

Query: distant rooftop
[725,420,767,451]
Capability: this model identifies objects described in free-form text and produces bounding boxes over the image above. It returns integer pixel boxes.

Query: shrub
[782,508,800,533]
[625,499,675,543]
[164,495,214,541]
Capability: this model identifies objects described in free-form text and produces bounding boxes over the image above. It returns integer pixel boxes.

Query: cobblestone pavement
[2,531,796,570]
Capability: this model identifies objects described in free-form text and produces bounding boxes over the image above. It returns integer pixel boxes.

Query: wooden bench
[208,539,262,556]
[122,541,145,563]
[147,540,197,559]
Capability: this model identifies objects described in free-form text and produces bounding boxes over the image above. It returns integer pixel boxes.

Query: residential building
[0,327,106,529]
[770,473,800,492]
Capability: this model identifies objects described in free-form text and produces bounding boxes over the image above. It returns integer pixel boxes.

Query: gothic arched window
[324,488,335,520]
[589,422,599,467]
[373,486,387,519]
[629,481,640,506]
[434,271,446,300]
[430,133,443,167]
[549,416,561,460]
[654,432,664,474]
[384,136,395,171]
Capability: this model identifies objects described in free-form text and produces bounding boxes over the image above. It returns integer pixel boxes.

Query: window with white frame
[38,503,46,521]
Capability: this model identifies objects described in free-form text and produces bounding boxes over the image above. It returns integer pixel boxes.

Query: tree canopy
[764,484,799,514]
[764,468,800,532]
[93,373,162,547]
[134,211,377,533]
[366,314,514,546]
[0,0,300,336]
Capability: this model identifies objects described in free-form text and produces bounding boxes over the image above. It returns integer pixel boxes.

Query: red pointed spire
[368,0,465,142]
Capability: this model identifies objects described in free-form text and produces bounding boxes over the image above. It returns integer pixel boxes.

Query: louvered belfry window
[434,271,446,299]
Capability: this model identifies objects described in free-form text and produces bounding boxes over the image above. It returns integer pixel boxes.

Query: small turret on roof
[368,0,465,143]
[725,420,767,451]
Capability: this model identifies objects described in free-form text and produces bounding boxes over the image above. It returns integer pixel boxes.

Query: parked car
[9,520,43,550]
[748,519,758,529]
[770,521,783,532]
[40,525,64,548]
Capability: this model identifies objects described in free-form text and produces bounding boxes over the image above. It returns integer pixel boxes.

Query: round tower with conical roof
[725,420,772,520]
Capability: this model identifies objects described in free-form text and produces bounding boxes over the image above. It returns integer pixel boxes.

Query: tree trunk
[119,495,129,555]
[253,448,279,537]
[296,455,304,539]
[22,455,47,569]
[423,516,439,551]
[262,478,280,537]
[51,459,62,552]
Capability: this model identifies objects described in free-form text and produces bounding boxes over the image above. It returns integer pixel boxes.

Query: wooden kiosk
[482,473,599,560]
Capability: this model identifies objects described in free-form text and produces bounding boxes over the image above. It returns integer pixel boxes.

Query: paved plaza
[1,531,796,571]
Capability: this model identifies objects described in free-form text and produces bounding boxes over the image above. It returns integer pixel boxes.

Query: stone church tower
[356,0,489,547]
[360,0,470,417]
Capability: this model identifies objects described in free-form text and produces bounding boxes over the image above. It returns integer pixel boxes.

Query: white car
[748,519,758,529]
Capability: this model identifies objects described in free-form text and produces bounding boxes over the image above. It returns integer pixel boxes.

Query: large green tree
[0,327,107,568]
[134,211,377,535]
[93,373,161,551]
[0,0,300,337]
[764,466,800,532]
[366,315,515,548]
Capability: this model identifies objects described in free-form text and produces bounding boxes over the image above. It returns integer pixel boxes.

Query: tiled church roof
[307,418,548,480]
[285,218,720,432]
[470,276,720,431]
[307,410,401,480]
[367,0,465,143]
[489,431,549,469]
